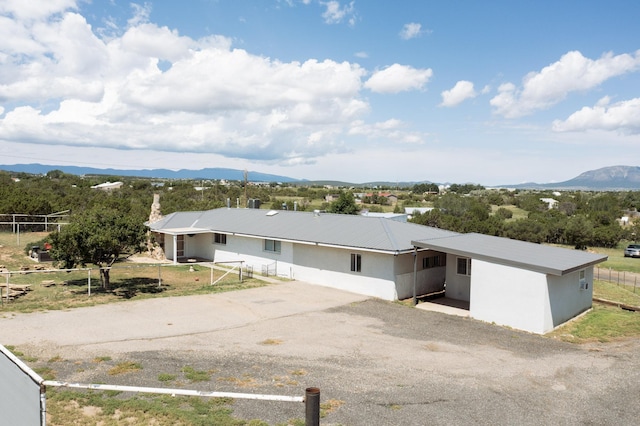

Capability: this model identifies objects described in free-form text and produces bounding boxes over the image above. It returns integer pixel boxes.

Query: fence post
[88,269,91,297]
[158,264,162,288]
[305,387,320,426]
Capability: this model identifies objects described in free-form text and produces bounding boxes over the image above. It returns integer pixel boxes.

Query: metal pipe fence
[2,343,319,425]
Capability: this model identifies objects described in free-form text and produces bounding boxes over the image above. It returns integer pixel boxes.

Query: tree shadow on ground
[111,277,165,299]
[64,277,165,298]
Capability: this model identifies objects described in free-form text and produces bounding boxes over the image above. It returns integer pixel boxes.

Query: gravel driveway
[2,281,640,425]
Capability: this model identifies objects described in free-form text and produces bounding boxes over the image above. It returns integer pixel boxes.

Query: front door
[176,235,185,258]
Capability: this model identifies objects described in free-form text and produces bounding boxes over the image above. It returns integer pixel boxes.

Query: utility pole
[244,169,248,208]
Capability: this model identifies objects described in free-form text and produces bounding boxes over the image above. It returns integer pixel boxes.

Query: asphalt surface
[2,281,640,425]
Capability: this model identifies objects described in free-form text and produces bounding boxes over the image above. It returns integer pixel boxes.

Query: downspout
[412,247,418,306]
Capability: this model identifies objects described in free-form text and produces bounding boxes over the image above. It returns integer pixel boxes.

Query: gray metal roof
[412,233,608,276]
[149,208,459,254]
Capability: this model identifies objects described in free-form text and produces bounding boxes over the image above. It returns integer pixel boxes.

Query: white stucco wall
[545,268,593,331]
[470,260,549,334]
[292,244,398,300]
[470,260,593,334]
[444,254,471,301]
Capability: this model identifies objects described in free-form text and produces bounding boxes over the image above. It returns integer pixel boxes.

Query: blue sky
[0,0,639,185]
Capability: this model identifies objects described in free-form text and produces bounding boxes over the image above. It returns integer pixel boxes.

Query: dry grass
[0,232,266,313]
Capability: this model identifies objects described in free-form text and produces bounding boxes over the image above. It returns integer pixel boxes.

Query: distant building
[91,181,123,191]
[540,198,558,210]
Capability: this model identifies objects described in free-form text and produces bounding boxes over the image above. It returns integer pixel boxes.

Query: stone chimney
[147,193,166,260]
[149,193,163,224]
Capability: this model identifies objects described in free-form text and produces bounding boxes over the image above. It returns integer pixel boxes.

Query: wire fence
[595,266,640,293]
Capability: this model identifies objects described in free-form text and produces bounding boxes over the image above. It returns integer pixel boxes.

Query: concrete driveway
[2,281,640,425]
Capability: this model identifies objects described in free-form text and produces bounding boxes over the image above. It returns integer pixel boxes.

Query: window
[213,233,227,245]
[350,253,362,272]
[264,239,281,253]
[423,253,446,269]
[456,257,471,276]
[579,269,588,290]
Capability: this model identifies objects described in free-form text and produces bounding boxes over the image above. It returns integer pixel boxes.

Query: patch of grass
[320,399,344,418]
[34,366,56,380]
[594,280,640,306]
[92,356,112,363]
[108,361,142,376]
[181,365,212,382]
[45,389,250,426]
[290,369,307,376]
[157,372,177,382]
[549,304,640,343]
[48,355,64,363]
[217,374,258,388]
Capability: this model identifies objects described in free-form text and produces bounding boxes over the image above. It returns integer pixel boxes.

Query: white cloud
[0,0,77,21]
[348,119,426,144]
[0,3,389,167]
[399,23,422,40]
[490,50,640,118]
[364,64,433,94]
[128,2,151,27]
[440,80,477,107]
[321,1,356,25]
[552,97,640,134]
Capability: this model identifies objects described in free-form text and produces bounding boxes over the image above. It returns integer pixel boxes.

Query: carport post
[305,387,320,426]
[412,247,418,306]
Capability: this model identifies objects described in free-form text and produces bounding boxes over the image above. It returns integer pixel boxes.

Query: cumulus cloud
[440,80,477,107]
[552,96,640,134]
[1,1,411,167]
[321,1,356,25]
[364,64,433,94]
[490,50,640,118]
[399,23,422,40]
[349,119,426,144]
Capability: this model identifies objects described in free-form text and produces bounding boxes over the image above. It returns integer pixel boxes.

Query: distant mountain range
[0,164,300,183]
[505,165,640,190]
[1,163,639,190]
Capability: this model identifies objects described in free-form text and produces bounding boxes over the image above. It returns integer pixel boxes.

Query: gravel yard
[2,281,640,425]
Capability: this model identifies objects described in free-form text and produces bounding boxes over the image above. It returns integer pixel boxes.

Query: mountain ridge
[1,163,639,190]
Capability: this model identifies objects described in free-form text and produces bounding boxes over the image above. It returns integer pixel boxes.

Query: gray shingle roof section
[149,208,459,253]
[412,233,607,275]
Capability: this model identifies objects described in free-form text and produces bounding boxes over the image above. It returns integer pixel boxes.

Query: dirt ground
[2,281,640,425]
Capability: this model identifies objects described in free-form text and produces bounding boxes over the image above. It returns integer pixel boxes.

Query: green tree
[328,192,359,215]
[564,216,594,250]
[48,208,147,289]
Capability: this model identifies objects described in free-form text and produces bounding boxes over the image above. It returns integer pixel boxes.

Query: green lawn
[549,280,640,343]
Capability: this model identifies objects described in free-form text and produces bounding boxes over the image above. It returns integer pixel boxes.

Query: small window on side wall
[456,257,471,276]
[351,253,361,272]
[214,233,227,245]
[579,269,588,290]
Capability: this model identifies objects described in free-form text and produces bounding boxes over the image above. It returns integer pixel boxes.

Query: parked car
[624,244,640,258]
